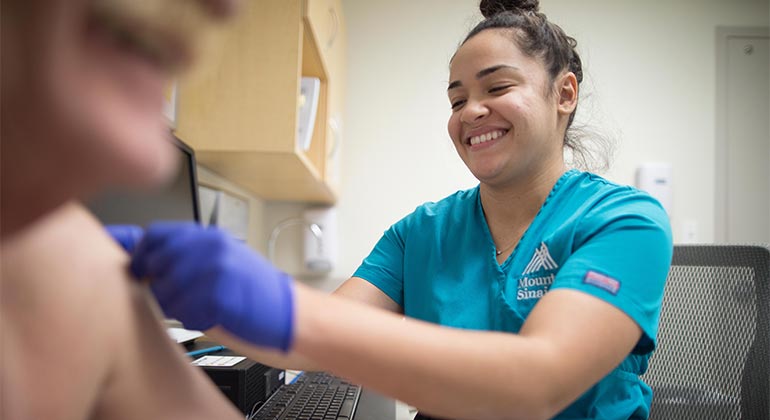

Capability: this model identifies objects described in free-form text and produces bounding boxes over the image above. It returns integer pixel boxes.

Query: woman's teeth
[469,130,506,146]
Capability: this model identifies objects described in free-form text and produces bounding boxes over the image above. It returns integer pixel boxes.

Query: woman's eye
[451,99,466,110]
[489,85,513,93]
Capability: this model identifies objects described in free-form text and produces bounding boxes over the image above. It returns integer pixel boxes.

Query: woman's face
[2,0,233,194]
[447,29,568,186]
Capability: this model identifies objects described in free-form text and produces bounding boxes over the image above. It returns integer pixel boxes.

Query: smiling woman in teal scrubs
[124,0,673,418]
[355,169,670,419]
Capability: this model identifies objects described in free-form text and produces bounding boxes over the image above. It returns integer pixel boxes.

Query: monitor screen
[87,136,200,226]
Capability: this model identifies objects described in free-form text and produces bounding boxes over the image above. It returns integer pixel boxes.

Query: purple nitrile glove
[106,224,145,253]
[129,222,295,352]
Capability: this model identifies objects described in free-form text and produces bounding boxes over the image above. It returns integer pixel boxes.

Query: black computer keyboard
[250,371,361,420]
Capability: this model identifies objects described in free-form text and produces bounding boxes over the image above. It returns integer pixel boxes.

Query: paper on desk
[167,327,203,344]
[192,355,245,367]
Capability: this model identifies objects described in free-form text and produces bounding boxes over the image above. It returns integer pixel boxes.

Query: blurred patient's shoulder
[0,202,241,420]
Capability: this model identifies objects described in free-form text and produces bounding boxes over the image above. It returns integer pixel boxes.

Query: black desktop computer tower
[201,359,284,415]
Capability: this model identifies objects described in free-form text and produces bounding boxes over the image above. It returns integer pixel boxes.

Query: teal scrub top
[353,170,673,419]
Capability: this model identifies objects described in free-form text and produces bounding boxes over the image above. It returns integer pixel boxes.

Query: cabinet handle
[327,117,341,159]
[327,7,338,49]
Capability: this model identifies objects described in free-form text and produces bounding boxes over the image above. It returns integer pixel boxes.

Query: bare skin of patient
[1,0,245,418]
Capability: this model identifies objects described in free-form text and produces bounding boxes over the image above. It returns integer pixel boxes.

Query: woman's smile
[466,128,510,150]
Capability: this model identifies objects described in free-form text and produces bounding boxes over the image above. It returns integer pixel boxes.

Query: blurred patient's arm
[0,203,242,420]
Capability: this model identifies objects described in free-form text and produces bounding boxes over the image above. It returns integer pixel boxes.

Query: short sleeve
[550,191,673,354]
[353,217,409,308]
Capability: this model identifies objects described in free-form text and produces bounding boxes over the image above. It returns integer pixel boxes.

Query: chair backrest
[642,245,769,420]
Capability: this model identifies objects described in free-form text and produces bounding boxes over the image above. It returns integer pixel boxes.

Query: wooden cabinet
[305,0,346,194]
[175,0,346,203]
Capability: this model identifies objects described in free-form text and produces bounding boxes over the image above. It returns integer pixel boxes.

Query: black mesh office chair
[641,245,769,420]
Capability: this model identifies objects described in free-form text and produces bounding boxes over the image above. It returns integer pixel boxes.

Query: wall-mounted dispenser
[303,207,337,274]
[635,162,673,216]
[267,207,337,275]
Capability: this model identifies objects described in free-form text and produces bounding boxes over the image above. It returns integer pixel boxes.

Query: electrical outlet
[682,219,698,243]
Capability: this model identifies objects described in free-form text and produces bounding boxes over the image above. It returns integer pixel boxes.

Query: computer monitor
[87,135,201,226]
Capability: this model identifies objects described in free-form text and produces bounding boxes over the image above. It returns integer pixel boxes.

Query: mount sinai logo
[517,242,559,301]
[522,242,558,274]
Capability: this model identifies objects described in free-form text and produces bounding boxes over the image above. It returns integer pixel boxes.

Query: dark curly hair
[460,0,611,171]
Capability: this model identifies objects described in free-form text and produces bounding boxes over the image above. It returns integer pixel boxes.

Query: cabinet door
[304,0,341,63]
[304,0,345,194]
[177,0,302,154]
[323,1,345,193]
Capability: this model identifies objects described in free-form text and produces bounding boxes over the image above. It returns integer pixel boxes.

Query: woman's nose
[460,99,489,124]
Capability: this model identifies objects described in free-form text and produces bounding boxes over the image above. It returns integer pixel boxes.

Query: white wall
[542,0,769,243]
[324,0,480,285]
[318,0,769,284]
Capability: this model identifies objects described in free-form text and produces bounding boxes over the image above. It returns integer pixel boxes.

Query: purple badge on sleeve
[583,270,620,295]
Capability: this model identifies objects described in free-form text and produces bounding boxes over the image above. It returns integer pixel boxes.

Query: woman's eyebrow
[477,64,519,79]
[448,64,520,91]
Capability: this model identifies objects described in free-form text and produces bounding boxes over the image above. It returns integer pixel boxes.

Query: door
[716,27,770,244]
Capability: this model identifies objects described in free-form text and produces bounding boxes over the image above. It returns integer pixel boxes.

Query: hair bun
[479,0,539,18]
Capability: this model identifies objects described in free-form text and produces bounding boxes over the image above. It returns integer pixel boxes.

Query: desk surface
[354,388,396,420]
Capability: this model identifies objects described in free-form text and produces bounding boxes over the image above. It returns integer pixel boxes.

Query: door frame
[714,26,769,243]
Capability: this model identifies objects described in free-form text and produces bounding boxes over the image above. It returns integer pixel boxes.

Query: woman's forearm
[291,285,560,420]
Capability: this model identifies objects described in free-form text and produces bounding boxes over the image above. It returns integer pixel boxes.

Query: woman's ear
[556,72,578,115]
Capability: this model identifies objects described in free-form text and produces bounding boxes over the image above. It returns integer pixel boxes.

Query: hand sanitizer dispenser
[303,207,337,274]
[635,162,673,216]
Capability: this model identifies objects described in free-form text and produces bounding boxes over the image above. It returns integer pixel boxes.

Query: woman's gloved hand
[129,222,295,352]
[106,224,144,253]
